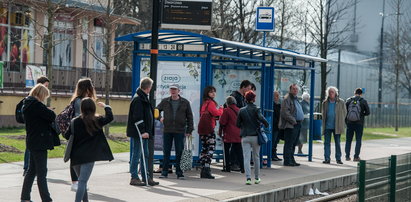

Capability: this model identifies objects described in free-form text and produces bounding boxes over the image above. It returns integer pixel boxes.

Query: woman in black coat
[21,84,56,202]
[64,98,114,202]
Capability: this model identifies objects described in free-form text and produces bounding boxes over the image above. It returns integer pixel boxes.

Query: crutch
[219,126,227,171]
[135,120,149,186]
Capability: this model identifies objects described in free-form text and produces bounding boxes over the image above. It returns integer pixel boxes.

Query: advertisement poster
[26,65,46,87]
[140,59,202,157]
[0,61,3,88]
[212,69,262,151]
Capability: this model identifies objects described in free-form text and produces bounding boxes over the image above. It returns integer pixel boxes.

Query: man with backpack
[345,88,370,162]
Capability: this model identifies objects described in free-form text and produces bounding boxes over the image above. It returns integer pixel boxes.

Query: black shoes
[323,160,331,164]
[336,160,343,164]
[284,162,300,167]
[272,156,282,161]
[200,167,215,179]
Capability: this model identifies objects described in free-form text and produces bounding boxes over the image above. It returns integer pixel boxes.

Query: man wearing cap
[156,84,194,179]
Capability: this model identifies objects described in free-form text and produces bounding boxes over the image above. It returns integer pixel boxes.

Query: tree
[306,0,357,103]
[383,0,410,131]
[23,0,70,106]
[84,0,138,135]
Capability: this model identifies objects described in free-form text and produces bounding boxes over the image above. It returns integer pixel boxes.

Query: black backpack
[15,97,27,124]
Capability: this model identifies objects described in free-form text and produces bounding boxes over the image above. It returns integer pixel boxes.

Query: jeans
[162,133,184,176]
[271,130,280,156]
[73,162,95,202]
[21,150,52,202]
[242,136,260,179]
[224,142,244,171]
[345,123,364,159]
[23,149,29,171]
[130,137,149,180]
[323,129,342,161]
[283,123,301,165]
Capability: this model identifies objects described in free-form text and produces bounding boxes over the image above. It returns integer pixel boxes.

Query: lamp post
[378,0,385,108]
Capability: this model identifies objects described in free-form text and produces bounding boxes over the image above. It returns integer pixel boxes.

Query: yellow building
[0,0,139,127]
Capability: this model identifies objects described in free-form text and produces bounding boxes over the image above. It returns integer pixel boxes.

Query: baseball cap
[169,84,180,89]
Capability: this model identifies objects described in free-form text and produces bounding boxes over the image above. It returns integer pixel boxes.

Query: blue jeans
[323,129,341,161]
[283,123,301,165]
[130,137,149,180]
[162,133,184,176]
[73,162,95,202]
[345,123,364,159]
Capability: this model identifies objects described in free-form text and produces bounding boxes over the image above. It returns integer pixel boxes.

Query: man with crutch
[127,77,159,186]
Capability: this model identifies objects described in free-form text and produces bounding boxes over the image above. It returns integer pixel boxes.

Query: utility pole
[150,0,160,107]
[395,1,400,132]
[337,49,341,90]
[378,0,385,108]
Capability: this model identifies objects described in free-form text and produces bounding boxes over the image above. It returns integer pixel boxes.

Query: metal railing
[1,62,132,96]
[358,153,411,202]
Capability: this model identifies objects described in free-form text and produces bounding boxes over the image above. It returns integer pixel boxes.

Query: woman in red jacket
[219,96,244,173]
[198,86,223,179]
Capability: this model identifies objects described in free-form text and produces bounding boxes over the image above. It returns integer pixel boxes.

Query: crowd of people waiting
[18,76,369,202]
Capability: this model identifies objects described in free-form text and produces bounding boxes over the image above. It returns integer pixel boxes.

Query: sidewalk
[1,138,410,202]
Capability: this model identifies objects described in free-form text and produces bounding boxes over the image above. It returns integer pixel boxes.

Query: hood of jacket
[23,96,39,111]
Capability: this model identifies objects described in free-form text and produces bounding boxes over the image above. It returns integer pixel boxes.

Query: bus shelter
[116,30,327,168]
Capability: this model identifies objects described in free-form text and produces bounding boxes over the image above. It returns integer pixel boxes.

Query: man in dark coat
[272,91,282,161]
[127,77,159,186]
[230,80,252,109]
[157,84,194,179]
[279,84,305,166]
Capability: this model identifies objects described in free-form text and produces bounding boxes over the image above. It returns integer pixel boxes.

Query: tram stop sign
[256,7,275,32]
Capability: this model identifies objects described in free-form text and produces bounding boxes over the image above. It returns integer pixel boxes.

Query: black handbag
[63,119,75,163]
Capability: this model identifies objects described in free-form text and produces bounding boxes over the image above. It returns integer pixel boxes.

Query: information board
[161,0,212,30]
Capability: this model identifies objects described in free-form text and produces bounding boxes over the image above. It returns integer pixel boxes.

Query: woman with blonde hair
[69,78,97,191]
[21,84,56,202]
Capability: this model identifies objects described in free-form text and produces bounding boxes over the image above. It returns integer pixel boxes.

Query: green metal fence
[358,153,411,202]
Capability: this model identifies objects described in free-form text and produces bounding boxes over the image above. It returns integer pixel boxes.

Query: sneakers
[336,160,343,164]
[130,178,145,186]
[246,178,252,185]
[159,175,168,179]
[255,178,261,184]
[346,157,351,161]
[323,160,331,164]
[353,157,361,162]
[71,182,78,192]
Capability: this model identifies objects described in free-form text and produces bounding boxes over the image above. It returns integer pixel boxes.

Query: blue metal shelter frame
[116,30,327,167]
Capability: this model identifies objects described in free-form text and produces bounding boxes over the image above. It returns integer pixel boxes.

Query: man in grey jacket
[279,84,305,166]
[157,84,194,179]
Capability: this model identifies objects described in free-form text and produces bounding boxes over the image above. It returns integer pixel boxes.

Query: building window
[93,26,106,70]
[0,4,34,71]
[52,13,74,68]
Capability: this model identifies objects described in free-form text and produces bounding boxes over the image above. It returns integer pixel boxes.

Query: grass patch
[0,125,130,164]
[0,124,410,164]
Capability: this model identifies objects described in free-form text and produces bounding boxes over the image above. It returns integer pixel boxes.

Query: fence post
[358,160,366,202]
[390,155,397,202]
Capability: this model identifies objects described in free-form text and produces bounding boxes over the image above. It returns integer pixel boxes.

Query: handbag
[63,119,75,163]
[180,136,193,172]
[244,108,268,145]
[198,102,214,135]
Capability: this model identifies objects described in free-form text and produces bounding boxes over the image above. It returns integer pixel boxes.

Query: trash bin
[313,112,322,140]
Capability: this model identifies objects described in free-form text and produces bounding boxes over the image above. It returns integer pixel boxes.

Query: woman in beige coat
[322,86,347,164]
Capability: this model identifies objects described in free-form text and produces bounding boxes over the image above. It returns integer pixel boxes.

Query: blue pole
[308,62,315,162]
